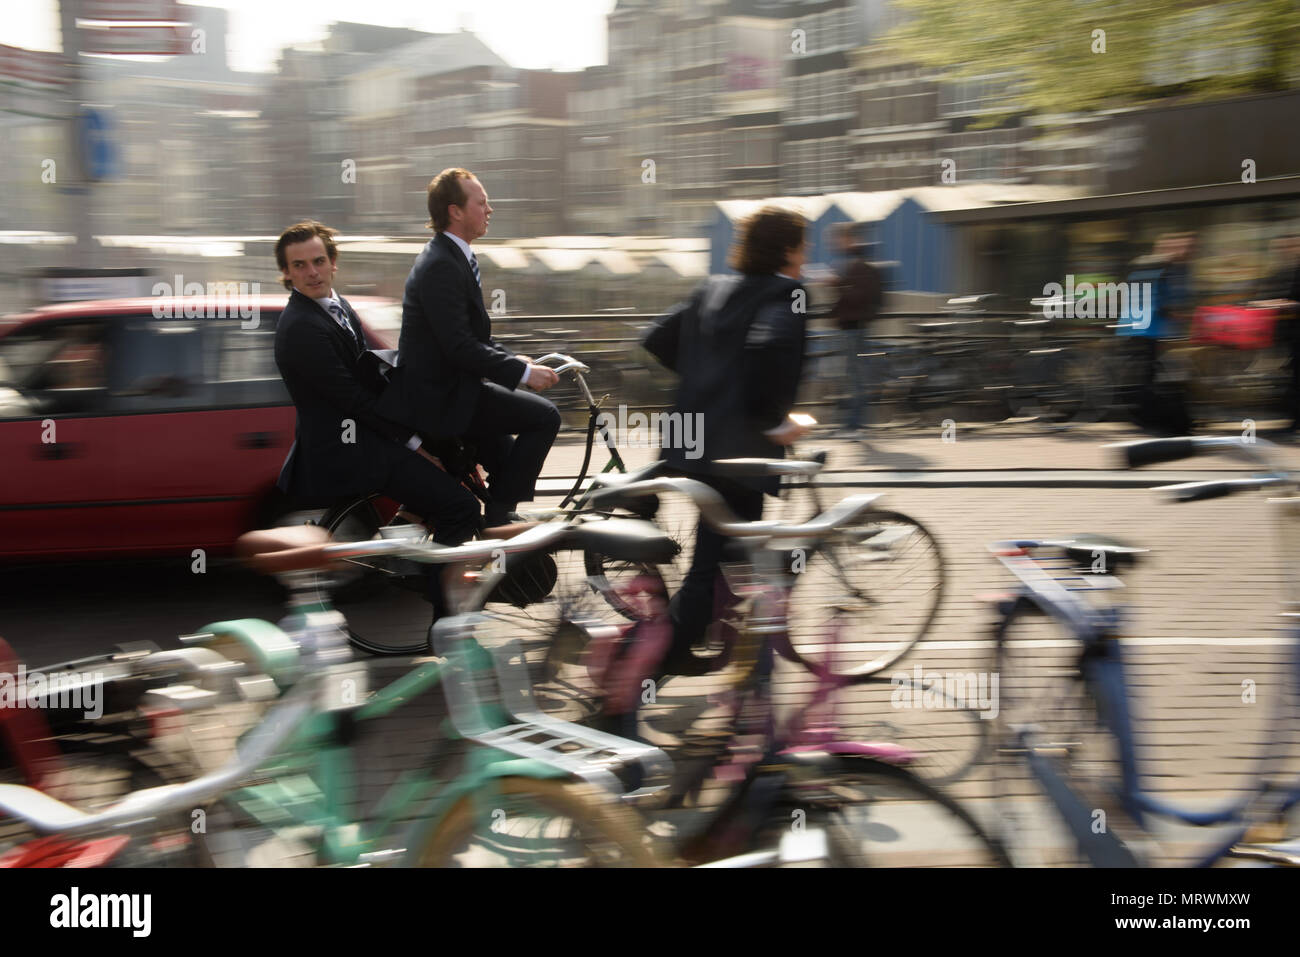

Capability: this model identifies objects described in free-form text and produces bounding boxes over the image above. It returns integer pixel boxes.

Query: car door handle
[237,431,276,450]
[34,443,82,461]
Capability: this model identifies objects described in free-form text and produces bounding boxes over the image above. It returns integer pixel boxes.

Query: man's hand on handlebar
[527,365,560,391]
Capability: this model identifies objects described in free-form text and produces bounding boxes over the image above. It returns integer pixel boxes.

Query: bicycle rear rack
[432,615,671,805]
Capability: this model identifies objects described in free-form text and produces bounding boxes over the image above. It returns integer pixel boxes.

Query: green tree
[884,0,1300,115]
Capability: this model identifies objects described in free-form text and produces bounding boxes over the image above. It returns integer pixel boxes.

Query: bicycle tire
[410,776,660,867]
[782,508,945,680]
[845,672,991,786]
[991,600,1133,867]
[312,496,434,656]
[786,755,1010,867]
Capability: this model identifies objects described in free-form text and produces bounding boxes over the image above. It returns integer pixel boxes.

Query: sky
[2,0,616,72]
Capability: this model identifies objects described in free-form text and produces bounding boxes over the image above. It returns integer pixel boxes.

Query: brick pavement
[6,424,1299,866]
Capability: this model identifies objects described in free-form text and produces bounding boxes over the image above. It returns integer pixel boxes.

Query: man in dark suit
[272,220,480,616]
[376,169,561,528]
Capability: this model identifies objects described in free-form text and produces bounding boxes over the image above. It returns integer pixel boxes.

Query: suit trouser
[666,475,765,669]
[381,444,482,618]
[463,381,562,520]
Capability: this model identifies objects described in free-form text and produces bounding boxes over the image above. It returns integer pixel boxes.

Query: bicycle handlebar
[533,352,592,375]
[0,672,321,837]
[589,475,883,540]
[1111,435,1284,474]
[325,520,572,566]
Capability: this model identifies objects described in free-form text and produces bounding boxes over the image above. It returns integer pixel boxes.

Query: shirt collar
[313,289,340,311]
[441,231,475,266]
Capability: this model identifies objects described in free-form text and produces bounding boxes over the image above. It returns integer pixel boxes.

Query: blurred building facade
[1,0,1298,251]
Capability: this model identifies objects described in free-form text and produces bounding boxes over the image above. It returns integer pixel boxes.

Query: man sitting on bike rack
[272,220,481,620]
[641,204,812,675]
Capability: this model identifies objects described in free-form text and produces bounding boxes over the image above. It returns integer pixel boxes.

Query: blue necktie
[327,300,356,341]
[469,252,481,287]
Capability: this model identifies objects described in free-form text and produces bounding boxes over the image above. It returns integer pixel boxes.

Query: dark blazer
[274,287,409,501]
[376,232,527,439]
[642,274,808,492]
[831,258,883,330]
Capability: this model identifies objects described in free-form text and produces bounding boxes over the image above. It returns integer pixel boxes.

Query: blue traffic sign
[79,107,119,181]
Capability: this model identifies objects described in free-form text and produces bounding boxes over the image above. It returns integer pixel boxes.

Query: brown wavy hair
[729,205,806,276]
[275,221,339,290]
[426,168,476,232]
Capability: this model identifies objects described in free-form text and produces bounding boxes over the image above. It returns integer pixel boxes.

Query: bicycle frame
[991,472,1300,866]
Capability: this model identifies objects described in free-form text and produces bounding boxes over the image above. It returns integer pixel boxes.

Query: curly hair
[426,168,476,232]
[275,221,339,290]
[728,205,806,276]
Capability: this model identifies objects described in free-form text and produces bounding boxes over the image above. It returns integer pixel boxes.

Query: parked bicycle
[988,435,1300,867]
[540,469,1005,864]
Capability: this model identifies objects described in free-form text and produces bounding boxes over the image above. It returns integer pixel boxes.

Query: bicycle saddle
[569,517,680,565]
[1059,533,1149,574]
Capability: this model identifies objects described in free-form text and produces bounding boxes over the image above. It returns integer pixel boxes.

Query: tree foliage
[883,0,1300,115]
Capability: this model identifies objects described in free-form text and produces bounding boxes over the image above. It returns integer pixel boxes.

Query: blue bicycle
[988,435,1300,867]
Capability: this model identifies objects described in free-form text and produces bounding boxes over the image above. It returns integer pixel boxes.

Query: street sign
[80,108,119,181]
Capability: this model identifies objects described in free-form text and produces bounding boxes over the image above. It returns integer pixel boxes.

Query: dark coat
[376,232,527,439]
[274,288,408,501]
[642,274,808,491]
[830,258,883,330]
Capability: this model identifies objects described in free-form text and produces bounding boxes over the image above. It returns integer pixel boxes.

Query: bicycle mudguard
[192,619,300,689]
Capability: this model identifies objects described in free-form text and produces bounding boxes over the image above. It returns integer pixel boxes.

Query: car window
[0,321,111,418]
[103,317,211,413]
[205,314,289,406]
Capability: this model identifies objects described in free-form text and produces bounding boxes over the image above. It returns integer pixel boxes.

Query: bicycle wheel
[471,543,671,722]
[410,776,660,867]
[991,601,1133,867]
[783,508,945,680]
[844,672,990,786]
[313,496,435,656]
[783,755,1009,867]
[1018,345,1115,431]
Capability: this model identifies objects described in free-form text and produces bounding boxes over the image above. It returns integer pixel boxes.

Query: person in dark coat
[272,220,479,619]
[641,205,811,674]
[375,168,561,527]
[829,229,884,434]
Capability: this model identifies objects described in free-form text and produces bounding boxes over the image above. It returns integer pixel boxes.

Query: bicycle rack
[432,616,671,805]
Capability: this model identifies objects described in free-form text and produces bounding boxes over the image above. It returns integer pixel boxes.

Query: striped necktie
[469,252,481,287]
[326,300,356,341]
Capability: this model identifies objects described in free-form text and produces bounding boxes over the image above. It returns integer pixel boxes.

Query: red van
[0,295,400,559]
